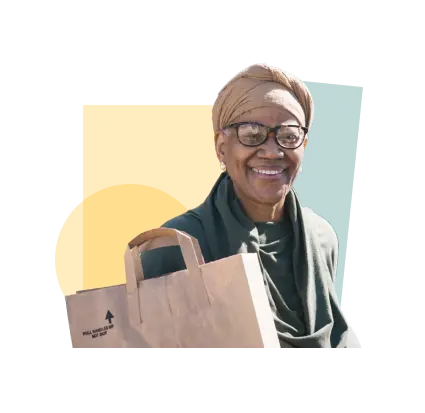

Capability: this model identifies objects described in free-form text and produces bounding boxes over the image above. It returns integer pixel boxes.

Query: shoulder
[161,206,211,254]
[141,207,211,280]
[161,207,204,240]
[301,207,339,281]
[302,207,338,250]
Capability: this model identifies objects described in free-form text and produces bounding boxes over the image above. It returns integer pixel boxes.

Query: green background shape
[293,82,362,303]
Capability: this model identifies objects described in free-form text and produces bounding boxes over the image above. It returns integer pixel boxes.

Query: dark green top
[141,173,360,348]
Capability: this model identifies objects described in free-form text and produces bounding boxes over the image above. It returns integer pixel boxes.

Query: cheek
[225,145,255,172]
[286,147,304,166]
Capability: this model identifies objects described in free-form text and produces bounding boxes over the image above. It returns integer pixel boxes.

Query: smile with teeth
[251,167,283,176]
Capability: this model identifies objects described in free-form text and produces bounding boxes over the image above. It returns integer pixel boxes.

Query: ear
[215,131,227,162]
[303,135,308,148]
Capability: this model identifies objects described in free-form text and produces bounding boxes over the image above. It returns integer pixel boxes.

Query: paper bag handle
[128,228,205,282]
[124,228,210,326]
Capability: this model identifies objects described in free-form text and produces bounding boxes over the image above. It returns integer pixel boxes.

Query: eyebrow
[237,121,301,127]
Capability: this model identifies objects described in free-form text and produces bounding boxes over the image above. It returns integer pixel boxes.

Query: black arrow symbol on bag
[105,310,114,324]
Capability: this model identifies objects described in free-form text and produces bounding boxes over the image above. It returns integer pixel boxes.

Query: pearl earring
[220,161,226,171]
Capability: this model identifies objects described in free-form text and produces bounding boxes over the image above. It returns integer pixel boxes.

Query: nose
[258,132,285,159]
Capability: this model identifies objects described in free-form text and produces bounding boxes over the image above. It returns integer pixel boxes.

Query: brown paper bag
[65,228,280,347]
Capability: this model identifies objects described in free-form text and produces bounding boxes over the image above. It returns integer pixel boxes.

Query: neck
[234,187,286,223]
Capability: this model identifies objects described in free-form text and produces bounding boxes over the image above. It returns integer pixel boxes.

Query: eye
[277,135,302,149]
[241,124,261,135]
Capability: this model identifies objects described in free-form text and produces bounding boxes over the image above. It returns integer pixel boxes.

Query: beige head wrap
[212,64,313,139]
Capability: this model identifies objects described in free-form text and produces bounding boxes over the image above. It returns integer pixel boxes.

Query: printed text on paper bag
[82,310,115,339]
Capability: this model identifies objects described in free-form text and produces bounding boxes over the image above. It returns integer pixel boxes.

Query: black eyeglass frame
[223,122,308,150]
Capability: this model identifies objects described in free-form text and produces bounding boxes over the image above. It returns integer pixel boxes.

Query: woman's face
[216,106,307,206]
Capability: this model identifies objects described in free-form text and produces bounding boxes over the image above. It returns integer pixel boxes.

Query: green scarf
[190,172,358,348]
[143,172,360,347]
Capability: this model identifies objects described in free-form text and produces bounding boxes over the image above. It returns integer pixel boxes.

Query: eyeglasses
[223,122,308,150]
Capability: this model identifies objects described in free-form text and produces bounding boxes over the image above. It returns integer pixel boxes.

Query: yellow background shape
[57,106,221,295]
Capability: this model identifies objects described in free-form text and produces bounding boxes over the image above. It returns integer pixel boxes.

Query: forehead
[235,107,300,127]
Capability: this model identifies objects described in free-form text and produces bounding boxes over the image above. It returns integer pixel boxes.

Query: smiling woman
[217,107,306,222]
[141,63,360,348]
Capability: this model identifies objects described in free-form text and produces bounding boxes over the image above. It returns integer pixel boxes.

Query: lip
[249,166,287,180]
[249,165,286,171]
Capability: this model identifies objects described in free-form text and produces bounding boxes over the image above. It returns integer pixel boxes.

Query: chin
[252,187,288,205]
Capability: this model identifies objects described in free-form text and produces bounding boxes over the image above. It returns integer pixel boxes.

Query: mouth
[250,167,286,179]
